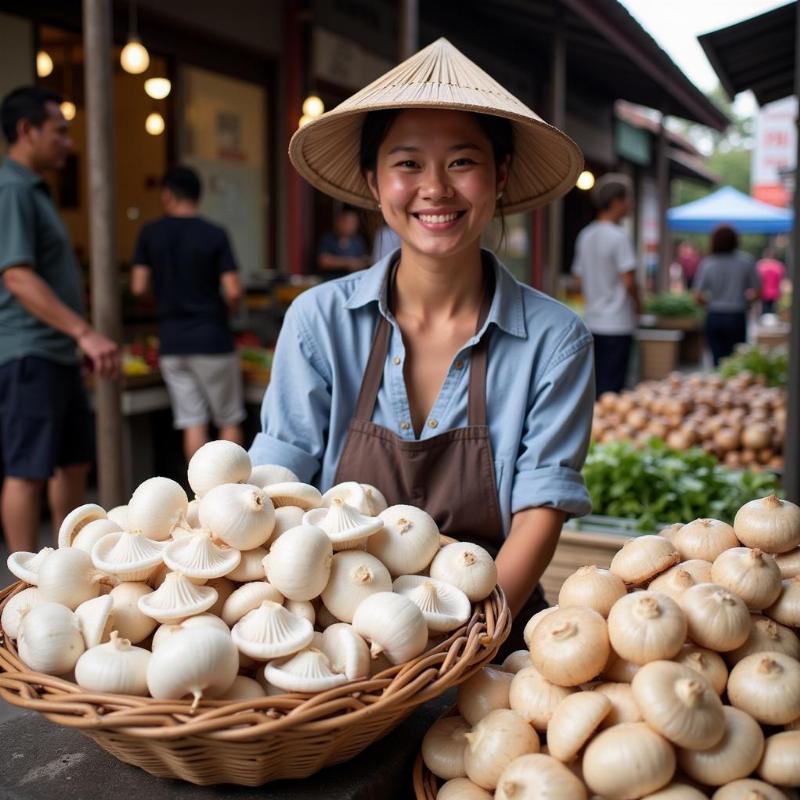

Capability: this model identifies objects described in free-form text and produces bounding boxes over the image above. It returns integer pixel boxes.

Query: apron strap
[467,268,494,427]
[353,315,392,422]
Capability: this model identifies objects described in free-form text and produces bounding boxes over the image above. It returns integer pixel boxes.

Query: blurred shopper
[756,246,785,315]
[131,166,245,461]
[0,86,118,552]
[677,241,701,289]
[317,207,371,279]
[571,173,641,396]
[694,224,760,365]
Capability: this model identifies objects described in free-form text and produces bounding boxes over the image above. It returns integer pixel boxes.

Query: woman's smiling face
[365,109,508,261]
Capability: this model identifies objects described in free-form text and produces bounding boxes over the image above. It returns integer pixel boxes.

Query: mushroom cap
[137,572,218,623]
[321,481,371,514]
[1,587,41,640]
[127,476,189,541]
[248,464,299,489]
[57,503,107,548]
[221,581,284,626]
[368,504,441,576]
[74,594,114,648]
[187,440,252,497]
[72,518,123,552]
[304,499,383,549]
[610,535,680,585]
[264,481,322,510]
[230,600,314,660]
[264,648,348,692]
[392,575,472,632]
[92,531,166,581]
[224,546,267,582]
[320,623,371,680]
[163,530,241,580]
[7,548,54,585]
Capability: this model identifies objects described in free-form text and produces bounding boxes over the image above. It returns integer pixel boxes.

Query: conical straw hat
[289,38,583,214]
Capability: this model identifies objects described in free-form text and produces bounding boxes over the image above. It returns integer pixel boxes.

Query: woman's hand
[494,507,565,617]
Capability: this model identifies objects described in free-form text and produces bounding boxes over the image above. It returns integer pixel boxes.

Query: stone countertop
[0,692,453,800]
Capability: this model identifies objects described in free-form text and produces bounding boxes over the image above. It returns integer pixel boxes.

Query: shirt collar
[343,248,527,340]
[1,157,47,188]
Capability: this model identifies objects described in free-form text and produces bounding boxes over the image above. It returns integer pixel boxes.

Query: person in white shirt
[571,173,642,395]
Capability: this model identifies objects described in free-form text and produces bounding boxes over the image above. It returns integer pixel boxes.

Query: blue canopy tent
[667,186,793,234]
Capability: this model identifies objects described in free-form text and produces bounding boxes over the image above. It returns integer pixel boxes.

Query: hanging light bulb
[144,77,171,99]
[36,51,54,78]
[60,101,77,121]
[121,1,149,74]
[145,112,165,135]
[121,37,149,74]
[576,170,596,191]
[302,95,324,118]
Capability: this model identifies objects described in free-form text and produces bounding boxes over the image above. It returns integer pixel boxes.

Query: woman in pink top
[756,247,786,314]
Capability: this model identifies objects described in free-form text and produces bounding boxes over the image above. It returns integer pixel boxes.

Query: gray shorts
[159,353,246,429]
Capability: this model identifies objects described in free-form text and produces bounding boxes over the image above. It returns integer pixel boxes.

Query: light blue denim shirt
[250,249,594,535]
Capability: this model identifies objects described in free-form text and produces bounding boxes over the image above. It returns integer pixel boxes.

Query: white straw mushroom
[711,779,789,800]
[501,650,532,674]
[764,576,800,627]
[264,481,322,510]
[711,547,782,610]
[678,583,752,652]
[162,529,241,580]
[508,666,573,731]
[221,581,284,627]
[36,547,109,609]
[674,643,729,695]
[188,440,252,498]
[677,705,764,787]
[367,505,441,577]
[734,495,800,554]
[6,548,54,585]
[127,476,188,540]
[757,730,800,788]
[248,463,299,489]
[610,535,680,585]
[607,591,687,665]
[727,651,800,725]
[303,498,383,550]
[557,565,626,617]
[673,518,739,562]
[263,524,332,601]
[429,541,498,602]
[641,783,708,800]
[494,753,588,800]
[522,606,558,648]
[1,587,40,640]
[321,481,371,514]
[320,550,391,623]
[108,582,157,643]
[319,623,370,681]
[230,600,314,660]
[457,665,513,726]
[593,682,643,727]
[91,531,166,582]
[199,483,275,550]
[57,503,107,548]
[392,575,471,633]
[529,606,609,686]
[583,722,676,800]
[601,652,641,683]
[546,691,611,762]
[74,631,150,696]
[270,505,306,542]
[775,547,800,579]
[137,571,218,623]
[264,648,348,692]
[224,546,267,583]
[463,708,539,791]
[17,602,85,675]
[351,591,428,664]
[436,778,493,800]
[648,565,702,601]
[631,660,725,749]
[726,615,800,665]
[74,594,113,648]
[422,715,470,780]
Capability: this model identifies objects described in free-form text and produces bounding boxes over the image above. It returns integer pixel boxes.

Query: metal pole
[546,8,566,297]
[656,113,671,293]
[83,0,124,507]
[783,2,800,503]
[399,0,418,61]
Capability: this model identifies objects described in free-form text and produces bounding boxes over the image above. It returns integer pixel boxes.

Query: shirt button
[400,421,411,431]
[454,359,464,370]
[393,356,402,365]
[428,419,438,429]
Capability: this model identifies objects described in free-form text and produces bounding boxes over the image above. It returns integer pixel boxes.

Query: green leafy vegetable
[718,345,788,388]
[645,292,702,318]
[583,439,781,532]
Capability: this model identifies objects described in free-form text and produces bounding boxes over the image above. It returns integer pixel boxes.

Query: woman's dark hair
[710,224,738,254]
[1,86,63,144]
[359,109,513,246]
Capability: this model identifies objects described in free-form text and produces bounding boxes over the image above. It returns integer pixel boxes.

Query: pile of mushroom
[421,494,800,799]
[591,372,786,471]
[2,441,499,709]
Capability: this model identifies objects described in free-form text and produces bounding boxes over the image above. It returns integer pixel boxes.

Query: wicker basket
[0,581,509,786]
[413,750,439,799]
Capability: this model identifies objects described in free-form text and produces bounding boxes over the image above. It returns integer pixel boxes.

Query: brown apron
[334,265,546,656]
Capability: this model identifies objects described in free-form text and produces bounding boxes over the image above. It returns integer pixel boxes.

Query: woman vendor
[250,39,595,650]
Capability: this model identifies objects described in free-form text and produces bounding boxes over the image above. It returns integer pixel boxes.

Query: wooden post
[286,0,305,275]
[546,9,566,297]
[83,0,124,507]
[783,2,800,503]
[399,0,418,60]
[656,113,671,293]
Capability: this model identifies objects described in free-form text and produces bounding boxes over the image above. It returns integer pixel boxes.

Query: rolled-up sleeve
[511,322,594,518]
[249,303,332,482]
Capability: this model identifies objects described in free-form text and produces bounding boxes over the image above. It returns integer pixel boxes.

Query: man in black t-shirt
[131,166,245,460]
